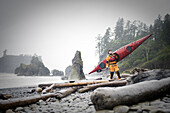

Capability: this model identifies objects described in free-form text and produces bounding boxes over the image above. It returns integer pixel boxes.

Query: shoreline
[1,71,170,113]
[0,73,66,89]
[0,73,104,89]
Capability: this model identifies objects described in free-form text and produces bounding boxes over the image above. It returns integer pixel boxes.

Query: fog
[0,0,170,73]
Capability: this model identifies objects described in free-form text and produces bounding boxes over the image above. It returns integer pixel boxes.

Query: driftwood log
[42,83,56,94]
[127,69,170,85]
[91,77,170,110]
[0,87,78,110]
[38,80,113,88]
[55,87,79,99]
[0,93,55,110]
[78,80,127,93]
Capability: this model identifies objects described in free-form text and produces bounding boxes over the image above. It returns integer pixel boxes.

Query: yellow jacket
[106,54,118,68]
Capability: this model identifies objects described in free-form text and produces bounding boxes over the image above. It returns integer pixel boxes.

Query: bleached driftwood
[78,80,127,93]
[38,80,113,88]
[91,77,170,110]
[42,83,56,94]
[55,87,79,99]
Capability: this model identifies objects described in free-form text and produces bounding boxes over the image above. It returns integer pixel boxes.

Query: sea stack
[68,51,85,80]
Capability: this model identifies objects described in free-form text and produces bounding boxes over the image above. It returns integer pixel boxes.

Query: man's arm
[106,55,109,68]
[114,54,119,62]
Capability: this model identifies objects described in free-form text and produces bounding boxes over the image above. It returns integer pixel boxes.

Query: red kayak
[89,34,152,74]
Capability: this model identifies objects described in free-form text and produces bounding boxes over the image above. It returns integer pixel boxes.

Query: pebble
[130,105,141,111]
[142,105,158,111]
[30,104,38,110]
[37,99,47,105]
[113,105,129,113]
[137,101,150,107]
[137,109,142,113]
[39,99,44,103]
[142,111,149,113]
[162,96,170,103]
[88,102,93,106]
[150,108,170,113]
[15,107,24,111]
[74,97,81,102]
[128,111,138,113]
[5,109,14,113]
[163,103,170,108]
[27,89,36,94]
[96,110,114,113]
[24,109,32,113]
[150,100,165,106]
[36,87,42,92]
[128,98,170,113]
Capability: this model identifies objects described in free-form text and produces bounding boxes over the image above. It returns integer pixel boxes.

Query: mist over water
[0,73,63,89]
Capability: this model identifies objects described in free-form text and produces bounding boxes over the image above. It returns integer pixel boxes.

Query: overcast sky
[0,0,170,74]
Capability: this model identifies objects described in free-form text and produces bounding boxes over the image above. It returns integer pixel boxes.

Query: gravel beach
[1,86,170,113]
[0,86,96,113]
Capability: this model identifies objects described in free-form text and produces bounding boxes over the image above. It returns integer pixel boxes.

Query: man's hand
[106,66,108,70]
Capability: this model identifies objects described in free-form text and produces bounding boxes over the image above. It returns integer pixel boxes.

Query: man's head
[108,50,112,55]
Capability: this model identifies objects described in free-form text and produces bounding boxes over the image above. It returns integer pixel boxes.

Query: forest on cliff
[96,14,170,72]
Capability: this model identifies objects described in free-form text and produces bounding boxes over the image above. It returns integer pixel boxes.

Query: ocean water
[0,73,64,89]
[0,73,101,89]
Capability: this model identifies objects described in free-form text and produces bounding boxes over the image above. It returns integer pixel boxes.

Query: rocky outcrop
[68,51,85,80]
[51,69,64,76]
[131,67,150,75]
[62,65,72,80]
[65,65,72,77]
[127,69,170,85]
[15,56,50,76]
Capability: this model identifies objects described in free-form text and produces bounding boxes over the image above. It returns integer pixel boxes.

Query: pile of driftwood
[0,79,127,110]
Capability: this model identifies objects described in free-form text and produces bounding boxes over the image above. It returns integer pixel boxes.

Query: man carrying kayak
[106,50,122,80]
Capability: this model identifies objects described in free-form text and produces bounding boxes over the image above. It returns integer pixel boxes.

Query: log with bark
[38,80,113,88]
[78,80,127,93]
[0,87,78,110]
[90,77,170,110]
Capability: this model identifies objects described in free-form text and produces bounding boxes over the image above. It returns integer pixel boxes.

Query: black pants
[110,71,121,79]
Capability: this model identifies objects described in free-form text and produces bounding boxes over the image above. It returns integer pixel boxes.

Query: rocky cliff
[15,56,50,76]
[51,69,64,76]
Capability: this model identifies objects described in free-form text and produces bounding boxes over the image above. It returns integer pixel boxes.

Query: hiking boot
[118,77,125,80]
